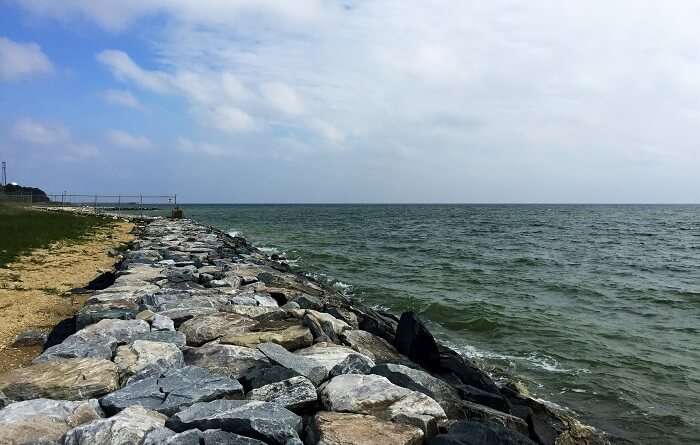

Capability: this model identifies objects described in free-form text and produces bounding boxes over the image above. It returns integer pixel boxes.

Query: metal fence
[0,192,178,217]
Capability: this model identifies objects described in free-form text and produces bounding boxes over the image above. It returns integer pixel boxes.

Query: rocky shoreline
[0,217,626,445]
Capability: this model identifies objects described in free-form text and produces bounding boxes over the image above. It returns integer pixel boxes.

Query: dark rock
[436,345,501,396]
[165,400,303,445]
[428,421,536,445]
[100,366,244,416]
[460,401,529,436]
[133,331,187,349]
[146,429,267,445]
[303,313,333,343]
[394,312,441,371]
[257,342,328,386]
[329,353,375,377]
[341,329,402,363]
[44,316,77,350]
[183,344,269,379]
[11,329,47,347]
[292,294,323,310]
[75,300,139,329]
[454,383,510,414]
[86,270,117,290]
[238,363,301,392]
[355,307,399,345]
[246,376,318,412]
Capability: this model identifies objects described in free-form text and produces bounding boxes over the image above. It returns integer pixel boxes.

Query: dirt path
[0,221,134,373]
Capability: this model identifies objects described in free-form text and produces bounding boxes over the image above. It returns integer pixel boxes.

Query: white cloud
[106,129,154,150]
[260,82,304,116]
[0,36,52,80]
[102,89,143,109]
[97,50,170,93]
[12,118,98,160]
[176,137,239,158]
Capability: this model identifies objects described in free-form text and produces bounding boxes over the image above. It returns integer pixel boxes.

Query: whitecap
[227,230,242,238]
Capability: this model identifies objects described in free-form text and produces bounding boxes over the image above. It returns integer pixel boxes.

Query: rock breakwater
[0,217,625,445]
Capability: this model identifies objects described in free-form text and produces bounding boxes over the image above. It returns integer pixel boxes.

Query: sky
[1,1,700,203]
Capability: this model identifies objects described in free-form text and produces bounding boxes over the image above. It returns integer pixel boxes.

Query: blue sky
[2,1,700,203]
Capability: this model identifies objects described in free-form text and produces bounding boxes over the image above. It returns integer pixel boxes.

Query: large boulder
[257,342,328,386]
[183,344,269,379]
[75,300,139,329]
[329,353,375,377]
[460,401,529,436]
[372,363,464,418]
[0,358,119,401]
[133,331,187,349]
[178,313,257,346]
[319,374,446,436]
[166,400,303,445]
[394,312,440,370]
[64,405,167,445]
[238,364,301,392]
[436,345,502,399]
[143,428,267,445]
[307,411,424,445]
[113,340,184,381]
[100,366,243,416]
[295,342,372,375]
[342,330,403,363]
[428,420,536,445]
[221,320,313,350]
[246,376,317,412]
[0,399,104,445]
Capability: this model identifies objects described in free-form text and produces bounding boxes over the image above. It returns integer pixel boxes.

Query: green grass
[0,204,110,267]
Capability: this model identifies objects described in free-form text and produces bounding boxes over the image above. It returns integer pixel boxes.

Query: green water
[180,204,699,444]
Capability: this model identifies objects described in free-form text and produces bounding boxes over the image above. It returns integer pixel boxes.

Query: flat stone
[152,314,175,331]
[329,353,375,377]
[257,342,328,386]
[307,411,424,445]
[221,321,313,351]
[100,366,244,416]
[223,304,283,319]
[295,342,371,375]
[158,307,219,326]
[114,340,184,381]
[230,295,258,306]
[179,313,257,346]
[64,405,167,445]
[342,330,402,362]
[144,428,267,445]
[134,331,188,349]
[291,294,323,310]
[428,420,536,445]
[246,376,317,412]
[372,363,464,418]
[238,364,302,392]
[319,374,446,436]
[184,344,269,379]
[0,399,104,445]
[11,329,47,347]
[75,301,139,329]
[0,358,119,401]
[166,400,303,445]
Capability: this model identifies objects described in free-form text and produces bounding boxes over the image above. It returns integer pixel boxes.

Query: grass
[0,204,110,267]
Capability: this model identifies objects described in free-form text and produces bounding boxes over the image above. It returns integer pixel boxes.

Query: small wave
[259,246,282,256]
[227,230,243,238]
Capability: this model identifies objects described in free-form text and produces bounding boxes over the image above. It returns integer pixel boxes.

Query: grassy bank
[0,204,109,267]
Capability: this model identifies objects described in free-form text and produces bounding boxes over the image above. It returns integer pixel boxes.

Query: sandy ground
[0,221,134,373]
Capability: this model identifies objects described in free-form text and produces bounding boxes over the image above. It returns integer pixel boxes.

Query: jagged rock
[319,374,446,436]
[133,331,187,349]
[11,329,47,347]
[158,307,219,327]
[166,400,303,445]
[356,308,399,344]
[0,358,119,401]
[144,428,267,445]
[295,342,372,376]
[0,391,9,408]
[223,304,283,319]
[257,342,328,386]
[184,344,269,379]
[230,295,259,306]
[246,376,317,411]
[371,363,464,418]
[257,272,324,297]
[64,405,167,445]
[394,312,441,370]
[329,353,375,377]
[326,307,360,329]
[178,313,257,346]
[220,320,313,350]
[0,399,104,445]
[165,265,198,283]
[303,312,333,343]
[342,330,402,362]
[453,383,510,413]
[290,310,349,340]
[238,364,301,392]
[291,294,323,310]
[428,420,536,445]
[307,411,424,445]
[80,319,151,343]
[100,366,244,416]
[75,301,139,329]
[114,340,184,381]
[142,289,230,314]
[152,314,175,331]
[436,345,501,398]
[253,293,279,307]
[460,401,529,436]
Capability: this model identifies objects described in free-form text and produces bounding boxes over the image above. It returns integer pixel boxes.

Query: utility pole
[1,161,6,186]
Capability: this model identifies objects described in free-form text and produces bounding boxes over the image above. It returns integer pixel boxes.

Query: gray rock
[0,399,104,445]
[224,304,283,319]
[326,307,360,329]
[291,294,322,310]
[307,411,424,445]
[220,320,313,351]
[230,295,258,306]
[460,401,529,436]
[80,318,151,343]
[257,342,328,386]
[114,340,184,381]
[0,358,119,401]
[64,405,167,445]
[372,363,464,418]
[184,344,269,379]
[428,420,536,445]
[179,313,257,346]
[246,376,317,412]
[295,342,371,376]
[134,331,187,349]
[290,310,349,341]
[238,364,302,392]
[144,428,268,445]
[158,307,219,327]
[0,391,9,409]
[152,314,175,331]
[166,400,303,445]
[342,330,402,363]
[319,374,446,436]
[100,366,244,416]
[11,329,47,347]
[166,265,198,283]
[329,353,375,377]
[75,301,139,329]
[281,301,301,310]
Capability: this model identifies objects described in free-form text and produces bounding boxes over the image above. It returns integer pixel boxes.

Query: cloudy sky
[1,1,700,203]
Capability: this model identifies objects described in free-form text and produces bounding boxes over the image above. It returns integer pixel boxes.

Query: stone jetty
[0,217,621,445]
